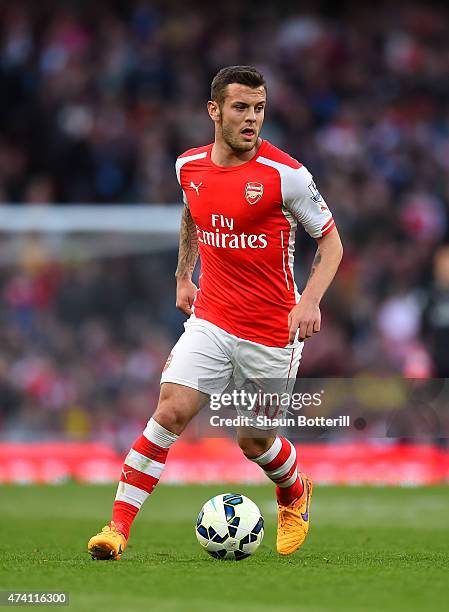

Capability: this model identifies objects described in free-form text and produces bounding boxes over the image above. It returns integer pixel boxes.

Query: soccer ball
[195,493,264,560]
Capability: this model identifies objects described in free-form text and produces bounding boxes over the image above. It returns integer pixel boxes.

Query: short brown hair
[211,65,266,107]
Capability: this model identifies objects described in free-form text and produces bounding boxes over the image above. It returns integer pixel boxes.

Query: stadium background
[1,0,449,483]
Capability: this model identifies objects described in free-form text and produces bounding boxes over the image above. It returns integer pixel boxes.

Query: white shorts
[161,316,303,428]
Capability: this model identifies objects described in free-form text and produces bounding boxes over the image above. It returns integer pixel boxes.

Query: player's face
[214,84,266,153]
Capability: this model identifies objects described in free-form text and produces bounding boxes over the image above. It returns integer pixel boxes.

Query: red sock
[112,417,178,539]
[112,502,139,540]
[251,437,304,505]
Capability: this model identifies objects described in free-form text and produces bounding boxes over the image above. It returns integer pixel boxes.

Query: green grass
[1,484,448,611]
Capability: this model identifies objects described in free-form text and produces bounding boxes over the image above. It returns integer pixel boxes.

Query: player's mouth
[241,128,255,140]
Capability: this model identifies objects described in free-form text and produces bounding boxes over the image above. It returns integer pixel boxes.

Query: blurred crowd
[0,246,181,449]
[1,1,449,445]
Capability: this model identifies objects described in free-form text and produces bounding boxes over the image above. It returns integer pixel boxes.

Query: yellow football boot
[88,521,127,560]
[277,473,313,556]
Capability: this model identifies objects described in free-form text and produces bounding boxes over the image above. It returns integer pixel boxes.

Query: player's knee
[152,399,187,434]
[238,437,274,459]
[152,384,199,434]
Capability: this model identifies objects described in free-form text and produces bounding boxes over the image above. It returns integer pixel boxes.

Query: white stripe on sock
[252,437,282,466]
[143,417,178,448]
[124,449,165,479]
[115,482,149,508]
[277,468,298,489]
[264,442,296,480]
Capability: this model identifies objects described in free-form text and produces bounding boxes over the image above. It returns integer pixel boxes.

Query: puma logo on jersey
[190,181,203,195]
[121,469,132,480]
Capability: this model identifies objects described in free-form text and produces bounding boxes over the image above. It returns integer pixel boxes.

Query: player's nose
[245,108,257,122]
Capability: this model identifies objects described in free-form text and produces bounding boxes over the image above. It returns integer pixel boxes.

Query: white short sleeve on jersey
[283,166,333,238]
[175,150,208,208]
[175,159,188,206]
[257,157,333,239]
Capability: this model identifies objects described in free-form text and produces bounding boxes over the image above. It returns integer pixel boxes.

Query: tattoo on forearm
[175,206,199,279]
[308,249,322,280]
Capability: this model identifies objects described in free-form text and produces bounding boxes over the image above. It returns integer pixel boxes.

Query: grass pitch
[1,484,448,611]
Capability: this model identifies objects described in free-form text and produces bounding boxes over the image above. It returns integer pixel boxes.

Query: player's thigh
[233,340,303,429]
[158,318,233,432]
[234,339,303,389]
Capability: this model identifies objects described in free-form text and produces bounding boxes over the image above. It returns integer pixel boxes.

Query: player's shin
[112,417,178,538]
[251,437,304,505]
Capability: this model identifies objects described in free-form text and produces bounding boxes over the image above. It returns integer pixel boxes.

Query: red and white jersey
[175,140,335,347]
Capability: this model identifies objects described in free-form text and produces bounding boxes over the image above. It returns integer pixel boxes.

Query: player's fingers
[288,318,298,343]
[298,320,308,341]
[298,319,315,340]
[176,300,192,315]
[305,320,314,338]
[189,287,198,304]
[313,317,321,333]
[184,297,194,314]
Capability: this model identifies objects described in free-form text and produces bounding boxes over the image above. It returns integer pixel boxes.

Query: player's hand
[287,299,321,343]
[176,278,198,316]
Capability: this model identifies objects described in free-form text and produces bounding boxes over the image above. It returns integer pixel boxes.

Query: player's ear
[207,100,220,123]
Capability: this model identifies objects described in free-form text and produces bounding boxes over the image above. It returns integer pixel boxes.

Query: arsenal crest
[244,182,264,205]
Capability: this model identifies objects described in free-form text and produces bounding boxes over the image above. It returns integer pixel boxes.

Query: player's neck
[211,138,262,167]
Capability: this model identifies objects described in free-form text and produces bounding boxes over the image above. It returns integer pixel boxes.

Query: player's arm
[175,204,199,316]
[288,227,343,343]
[284,167,343,343]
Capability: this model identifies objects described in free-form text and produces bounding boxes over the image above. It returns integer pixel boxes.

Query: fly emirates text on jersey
[197,213,268,249]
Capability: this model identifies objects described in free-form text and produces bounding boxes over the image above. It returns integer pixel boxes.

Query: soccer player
[88,66,343,560]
